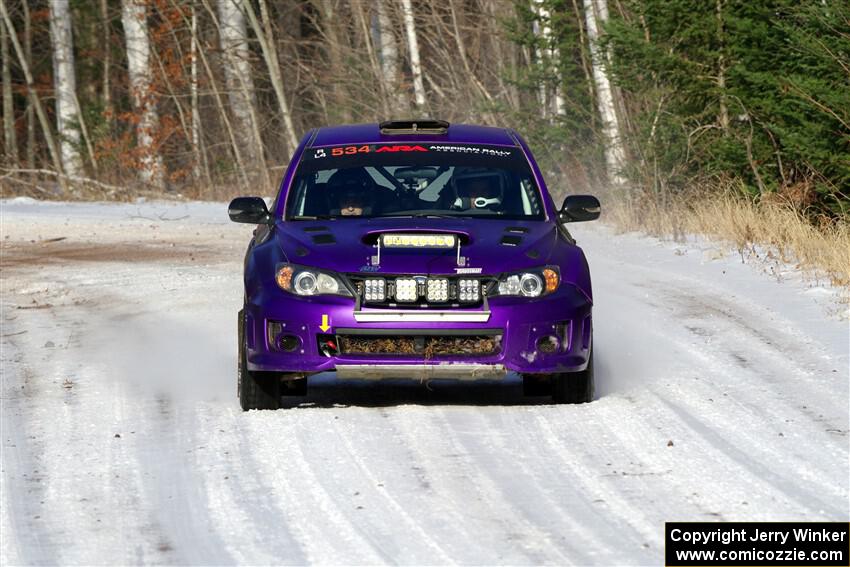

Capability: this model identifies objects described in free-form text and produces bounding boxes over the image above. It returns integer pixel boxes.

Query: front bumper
[244,285,592,377]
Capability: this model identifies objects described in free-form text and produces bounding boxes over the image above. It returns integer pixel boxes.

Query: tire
[238,309,281,411]
[552,347,594,404]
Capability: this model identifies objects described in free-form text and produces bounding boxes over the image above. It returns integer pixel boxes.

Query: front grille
[337,334,501,357]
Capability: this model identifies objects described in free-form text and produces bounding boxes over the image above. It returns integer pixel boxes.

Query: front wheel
[238,310,281,411]
[552,348,594,404]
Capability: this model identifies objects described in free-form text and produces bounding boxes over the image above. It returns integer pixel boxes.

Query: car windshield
[285,143,545,220]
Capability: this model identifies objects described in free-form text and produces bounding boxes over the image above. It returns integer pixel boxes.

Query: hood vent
[303,226,329,232]
[311,233,336,245]
[500,235,523,246]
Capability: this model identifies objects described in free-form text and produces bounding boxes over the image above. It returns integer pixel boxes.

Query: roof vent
[379,119,449,135]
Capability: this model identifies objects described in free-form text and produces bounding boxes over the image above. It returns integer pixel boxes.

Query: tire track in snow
[529,408,664,551]
[639,320,848,511]
[431,406,585,564]
[388,403,550,564]
[241,411,391,564]
[189,404,305,565]
[325,408,456,564]
[1,327,60,565]
[474,406,656,564]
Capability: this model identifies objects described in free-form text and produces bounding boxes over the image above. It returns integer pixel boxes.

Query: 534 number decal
[327,144,428,157]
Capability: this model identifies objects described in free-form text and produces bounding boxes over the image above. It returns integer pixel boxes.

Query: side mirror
[559,195,601,222]
[228,197,271,224]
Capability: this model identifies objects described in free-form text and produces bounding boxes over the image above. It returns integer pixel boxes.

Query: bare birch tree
[121,0,164,188]
[48,0,82,177]
[401,0,426,110]
[241,0,298,156]
[376,0,407,117]
[217,0,265,177]
[1,16,17,164]
[584,0,627,188]
[22,0,34,169]
[532,0,564,118]
[189,2,203,181]
[0,0,67,191]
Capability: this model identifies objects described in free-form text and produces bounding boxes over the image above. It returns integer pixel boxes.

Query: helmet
[328,168,374,215]
[451,167,505,210]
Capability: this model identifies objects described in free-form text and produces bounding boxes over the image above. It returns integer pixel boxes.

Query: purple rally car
[228,120,601,410]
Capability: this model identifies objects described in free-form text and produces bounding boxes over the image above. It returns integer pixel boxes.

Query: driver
[338,188,367,216]
[452,168,504,210]
[328,168,374,216]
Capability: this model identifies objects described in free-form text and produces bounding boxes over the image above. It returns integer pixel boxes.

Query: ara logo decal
[314,148,326,158]
[375,145,428,153]
[455,267,482,274]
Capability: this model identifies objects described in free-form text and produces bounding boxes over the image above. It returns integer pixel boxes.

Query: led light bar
[394,278,418,302]
[458,279,480,302]
[426,278,449,302]
[363,278,386,302]
[381,233,457,248]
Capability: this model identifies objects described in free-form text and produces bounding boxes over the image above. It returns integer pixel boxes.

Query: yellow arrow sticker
[319,314,330,332]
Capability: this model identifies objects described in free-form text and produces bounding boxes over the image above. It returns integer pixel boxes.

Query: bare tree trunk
[23,0,34,169]
[570,0,597,130]
[401,0,426,110]
[376,0,407,116]
[171,0,250,188]
[532,0,564,118]
[242,0,298,155]
[100,0,113,127]
[189,2,205,182]
[121,0,165,188]
[316,0,353,123]
[357,1,388,117]
[531,5,548,118]
[715,0,729,135]
[483,0,518,111]
[448,0,495,114]
[584,0,627,189]
[0,0,67,192]
[48,0,83,177]
[216,0,265,178]
[1,15,17,164]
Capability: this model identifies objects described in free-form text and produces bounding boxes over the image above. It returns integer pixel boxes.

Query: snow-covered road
[2,199,847,565]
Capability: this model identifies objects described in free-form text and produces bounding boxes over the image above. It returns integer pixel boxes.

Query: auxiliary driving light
[363,278,386,302]
[458,279,480,302]
[394,278,418,302]
[381,233,457,248]
[426,278,449,302]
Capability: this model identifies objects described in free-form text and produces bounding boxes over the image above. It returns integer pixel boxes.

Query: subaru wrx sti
[229,120,600,410]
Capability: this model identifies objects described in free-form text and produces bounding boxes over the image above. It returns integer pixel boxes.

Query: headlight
[275,263,352,297]
[494,267,560,298]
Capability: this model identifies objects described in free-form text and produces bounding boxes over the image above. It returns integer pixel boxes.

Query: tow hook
[319,337,339,357]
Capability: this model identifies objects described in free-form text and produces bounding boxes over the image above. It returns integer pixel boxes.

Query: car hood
[274,218,562,275]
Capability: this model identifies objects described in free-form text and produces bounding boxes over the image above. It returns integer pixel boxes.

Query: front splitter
[334,363,507,380]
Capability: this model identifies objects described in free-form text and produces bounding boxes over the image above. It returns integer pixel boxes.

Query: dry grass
[605,190,850,289]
